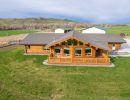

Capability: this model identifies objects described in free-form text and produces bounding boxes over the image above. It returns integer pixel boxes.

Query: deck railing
[49,57,111,65]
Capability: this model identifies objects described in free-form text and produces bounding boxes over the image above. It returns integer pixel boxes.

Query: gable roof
[94,26,107,31]
[46,31,111,50]
[20,33,64,45]
[86,27,106,31]
[20,31,126,50]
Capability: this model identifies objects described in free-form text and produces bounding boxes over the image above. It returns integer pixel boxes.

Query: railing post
[59,58,61,63]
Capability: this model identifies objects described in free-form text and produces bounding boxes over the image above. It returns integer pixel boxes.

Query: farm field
[0,26,130,37]
[0,46,130,100]
[0,30,38,37]
[107,26,130,35]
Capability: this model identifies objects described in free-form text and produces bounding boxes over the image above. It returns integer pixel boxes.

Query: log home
[21,31,126,65]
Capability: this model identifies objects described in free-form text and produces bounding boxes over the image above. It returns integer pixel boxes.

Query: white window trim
[54,47,61,55]
[85,48,92,56]
[75,48,82,56]
[64,48,70,56]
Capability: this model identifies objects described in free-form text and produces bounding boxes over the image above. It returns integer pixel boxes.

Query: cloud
[0,0,130,23]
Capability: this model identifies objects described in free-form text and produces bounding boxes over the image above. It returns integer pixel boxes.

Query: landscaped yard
[0,30,38,37]
[0,46,130,100]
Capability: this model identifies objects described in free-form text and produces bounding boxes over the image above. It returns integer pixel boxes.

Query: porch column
[70,46,74,63]
[82,46,85,57]
[25,45,27,53]
[61,46,64,56]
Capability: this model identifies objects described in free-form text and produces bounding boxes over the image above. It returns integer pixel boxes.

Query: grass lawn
[0,46,130,100]
[107,26,130,35]
[0,30,38,37]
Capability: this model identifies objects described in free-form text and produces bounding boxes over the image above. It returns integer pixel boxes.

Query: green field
[107,26,130,35]
[0,46,130,100]
[0,30,38,37]
[0,26,130,37]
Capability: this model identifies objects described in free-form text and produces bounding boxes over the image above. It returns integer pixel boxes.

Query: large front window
[64,48,70,56]
[75,48,82,56]
[54,48,61,55]
[85,48,92,56]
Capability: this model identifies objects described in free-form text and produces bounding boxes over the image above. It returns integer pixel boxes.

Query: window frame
[85,48,92,56]
[79,42,83,45]
[75,48,82,56]
[64,48,70,56]
[54,47,61,55]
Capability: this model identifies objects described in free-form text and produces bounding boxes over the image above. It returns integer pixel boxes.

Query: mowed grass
[107,26,130,35]
[0,46,130,100]
[0,30,38,37]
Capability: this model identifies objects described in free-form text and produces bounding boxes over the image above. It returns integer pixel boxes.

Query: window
[85,48,92,56]
[75,48,82,56]
[64,48,70,56]
[67,40,77,46]
[54,48,61,55]
[67,40,72,45]
[79,42,83,45]
[61,42,66,45]
[73,40,77,46]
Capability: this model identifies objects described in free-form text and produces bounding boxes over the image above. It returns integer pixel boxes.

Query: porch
[48,57,111,65]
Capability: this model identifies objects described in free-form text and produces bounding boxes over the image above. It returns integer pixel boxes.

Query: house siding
[25,45,50,55]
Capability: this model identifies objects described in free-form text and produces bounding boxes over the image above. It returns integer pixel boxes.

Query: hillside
[0,18,76,26]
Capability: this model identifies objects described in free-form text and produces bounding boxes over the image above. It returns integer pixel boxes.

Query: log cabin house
[20,31,126,65]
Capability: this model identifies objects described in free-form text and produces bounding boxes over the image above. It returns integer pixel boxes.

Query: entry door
[112,44,116,50]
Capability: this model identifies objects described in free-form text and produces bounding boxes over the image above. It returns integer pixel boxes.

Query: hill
[0,18,79,30]
[0,18,75,26]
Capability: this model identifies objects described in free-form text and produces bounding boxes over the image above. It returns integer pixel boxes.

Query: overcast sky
[0,0,130,24]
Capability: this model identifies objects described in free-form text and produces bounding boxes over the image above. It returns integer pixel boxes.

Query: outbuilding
[55,28,72,33]
[82,27,106,34]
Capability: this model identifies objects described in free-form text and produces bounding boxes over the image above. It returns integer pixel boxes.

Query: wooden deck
[48,57,111,65]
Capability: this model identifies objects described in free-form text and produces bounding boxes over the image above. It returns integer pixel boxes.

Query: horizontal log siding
[25,45,50,55]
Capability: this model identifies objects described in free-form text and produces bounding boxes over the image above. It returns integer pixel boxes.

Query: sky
[0,0,130,24]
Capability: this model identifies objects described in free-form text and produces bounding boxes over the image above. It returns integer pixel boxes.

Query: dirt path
[0,34,28,47]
